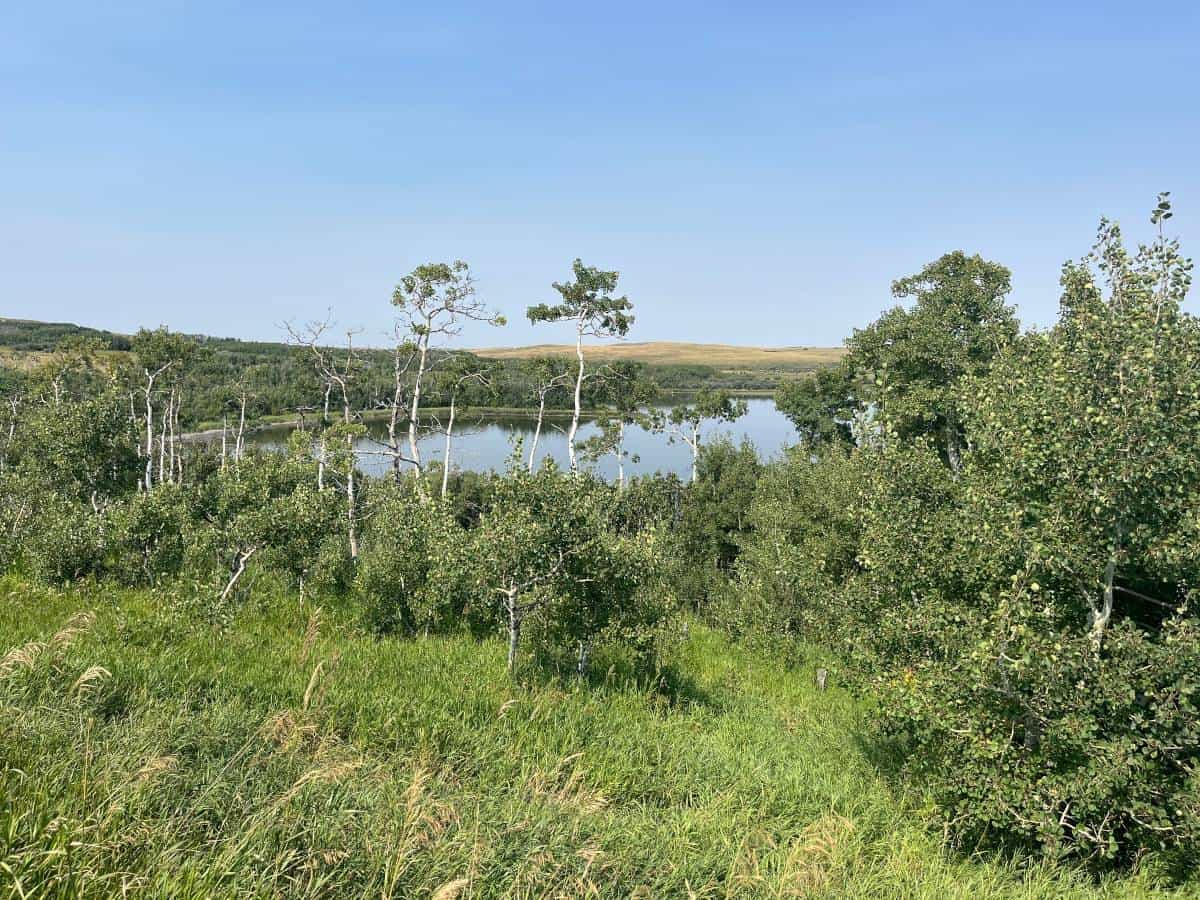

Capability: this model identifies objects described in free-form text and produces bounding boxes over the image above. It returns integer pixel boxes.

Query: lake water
[243,398,795,482]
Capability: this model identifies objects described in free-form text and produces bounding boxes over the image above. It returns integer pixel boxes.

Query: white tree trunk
[219,547,257,603]
[1090,522,1123,651]
[236,392,247,461]
[441,395,456,500]
[529,395,546,472]
[690,423,701,484]
[388,354,405,482]
[505,595,521,673]
[174,391,182,482]
[616,420,626,490]
[221,413,228,471]
[408,335,429,473]
[158,408,168,486]
[143,375,156,491]
[166,389,177,484]
[566,322,584,472]
[317,382,332,492]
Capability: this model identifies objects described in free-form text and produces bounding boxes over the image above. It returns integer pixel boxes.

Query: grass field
[472,342,845,371]
[0,578,1188,898]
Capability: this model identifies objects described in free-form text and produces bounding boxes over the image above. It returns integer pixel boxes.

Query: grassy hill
[473,341,844,371]
[0,578,1182,898]
[0,319,843,373]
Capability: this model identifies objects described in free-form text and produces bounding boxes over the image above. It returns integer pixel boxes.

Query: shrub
[356,481,471,635]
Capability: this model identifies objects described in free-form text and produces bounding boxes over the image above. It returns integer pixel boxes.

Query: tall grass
[0,577,1189,898]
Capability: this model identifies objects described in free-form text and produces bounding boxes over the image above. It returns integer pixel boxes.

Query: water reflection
[244,398,793,481]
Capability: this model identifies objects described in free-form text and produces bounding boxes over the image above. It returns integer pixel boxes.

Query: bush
[107,483,195,585]
[673,438,761,607]
[356,481,471,635]
[728,446,864,644]
[465,463,673,675]
[19,493,108,585]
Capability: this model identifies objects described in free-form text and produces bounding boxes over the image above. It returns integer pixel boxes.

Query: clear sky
[3,2,1198,348]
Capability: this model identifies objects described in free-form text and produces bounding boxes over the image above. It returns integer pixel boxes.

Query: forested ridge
[1,201,1199,897]
[0,317,799,432]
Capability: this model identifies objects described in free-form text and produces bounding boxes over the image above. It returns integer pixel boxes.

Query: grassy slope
[0,579,1184,899]
[472,342,845,370]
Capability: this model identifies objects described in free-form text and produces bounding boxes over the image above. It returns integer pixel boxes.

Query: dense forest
[1,200,1198,897]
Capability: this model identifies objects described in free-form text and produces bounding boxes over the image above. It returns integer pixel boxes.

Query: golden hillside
[472,341,844,370]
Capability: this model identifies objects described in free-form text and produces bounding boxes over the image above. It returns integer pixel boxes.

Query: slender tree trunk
[143,376,156,491]
[505,596,521,673]
[1090,521,1124,651]
[408,336,429,474]
[221,413,228,471]
[690,424,700,484]
[318,382,332,492]
[389,353,405,482]
[236,392,247,461]
[616,420,626,490]
[166,388,177,484]
[441,394,456,500]
[945,420,962,474]
[566,322,584,472]
[174,388,182,487]
[529,395,546,473]
[219,547,257,603]
[158,408,168,486]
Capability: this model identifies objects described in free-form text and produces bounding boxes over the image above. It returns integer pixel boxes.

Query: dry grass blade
[431,877,470,900]
[0,640,45,679]
[133,755,179,786]
[405,765,431,817]
[71,665,112,700]
[779,813,856,895]
[302,651,340,712]
[299,606,323,664]
[262,710,320,752]
[280,757,364,806]
[50,610,96,648]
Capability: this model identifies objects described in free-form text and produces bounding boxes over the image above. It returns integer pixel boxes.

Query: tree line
[0,315,782,437]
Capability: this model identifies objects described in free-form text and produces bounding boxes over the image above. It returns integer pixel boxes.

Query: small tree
[580,361,658,489]
[30,335,107,407]
[130,328,197,490]
[527,259,634,472]
[285,318,364,558]
[468,464,661,675]
[431,354,499,500]
[846,251,1017,470]
[521,356,573,472]
[391,261,505,474]
[774,366,857,449]
[663,389,747,483]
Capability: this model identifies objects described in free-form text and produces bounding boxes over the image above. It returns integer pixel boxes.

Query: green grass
[0,578,1189,898]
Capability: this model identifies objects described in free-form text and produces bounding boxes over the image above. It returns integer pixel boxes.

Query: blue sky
[2,2,1198,347]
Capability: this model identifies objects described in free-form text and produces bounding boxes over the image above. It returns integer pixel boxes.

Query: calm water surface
[244,398,794,481]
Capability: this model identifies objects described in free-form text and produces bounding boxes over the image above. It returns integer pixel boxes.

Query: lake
[242,398,795,481]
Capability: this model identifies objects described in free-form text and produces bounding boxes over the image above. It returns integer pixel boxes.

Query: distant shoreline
[182,390,777,441]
